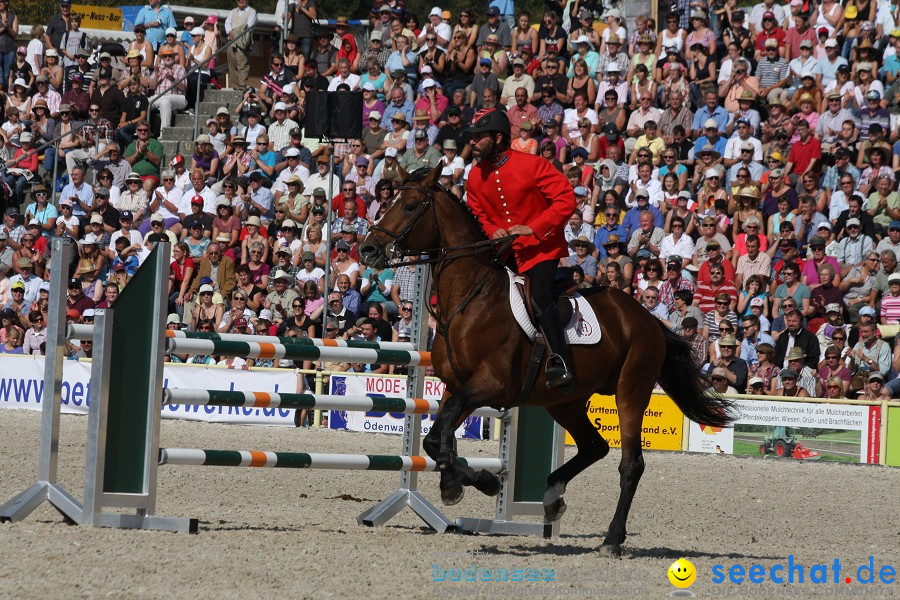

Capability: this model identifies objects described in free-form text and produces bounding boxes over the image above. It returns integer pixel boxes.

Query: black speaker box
[303,90,329,139]
[328,91,363,139]
[303,91,364,139]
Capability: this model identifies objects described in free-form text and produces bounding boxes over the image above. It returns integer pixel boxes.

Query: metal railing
[147,26,256,142]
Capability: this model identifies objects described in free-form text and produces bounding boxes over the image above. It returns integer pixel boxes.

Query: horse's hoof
[473,471,501,496]
[598,543,624,557]
[441,483,465,506]
[542,482,567,521]
[544,497,566,522]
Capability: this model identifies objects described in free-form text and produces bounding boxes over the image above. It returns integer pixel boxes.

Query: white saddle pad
[507,270,602,345]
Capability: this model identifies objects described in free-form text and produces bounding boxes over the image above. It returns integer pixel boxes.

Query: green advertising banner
[886,406,900,467]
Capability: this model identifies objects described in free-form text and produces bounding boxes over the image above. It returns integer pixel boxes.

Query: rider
[466,108,577,390]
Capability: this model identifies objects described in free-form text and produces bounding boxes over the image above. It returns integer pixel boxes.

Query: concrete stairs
[155,88,244,163]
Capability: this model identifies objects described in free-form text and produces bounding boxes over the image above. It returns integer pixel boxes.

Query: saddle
[514,268,578,332]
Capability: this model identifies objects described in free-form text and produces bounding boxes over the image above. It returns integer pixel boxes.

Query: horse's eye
[404,203,417,213]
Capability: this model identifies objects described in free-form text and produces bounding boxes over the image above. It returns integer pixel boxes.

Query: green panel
[886,407,900,467]
[275,452,313,468]
[513,406,556,502]
[367,455,403,470]
[103,246,163,493]
[202,450,247,466]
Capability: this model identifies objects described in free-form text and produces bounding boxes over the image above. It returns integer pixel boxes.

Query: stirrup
[545,354,573,391]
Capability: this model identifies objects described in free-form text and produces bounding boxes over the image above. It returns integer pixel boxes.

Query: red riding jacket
[467,150,575,272]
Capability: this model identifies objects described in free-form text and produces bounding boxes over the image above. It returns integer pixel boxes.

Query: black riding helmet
[469,108,510,139]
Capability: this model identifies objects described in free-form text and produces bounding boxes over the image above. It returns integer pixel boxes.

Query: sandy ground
[2,408,900,600]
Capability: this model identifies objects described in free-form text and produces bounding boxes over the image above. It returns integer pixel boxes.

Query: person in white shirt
[272,147,310,203]
[418,7,452,50]
[327,58,361,91]
[295,250,325,290]
[145,169,187,233]
[304,158,340,200]
[659,215,696,262]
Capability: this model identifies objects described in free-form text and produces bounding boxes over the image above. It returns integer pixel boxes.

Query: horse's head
[359,164,443,269]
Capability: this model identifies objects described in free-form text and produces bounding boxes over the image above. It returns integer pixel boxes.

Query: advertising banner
[0,356,297,426]
[564,394,684,450]
[72,4,123,30]
[885,406,900,467]
[687,421,734,454]
[729,399,879,463]
[327,374,484,439]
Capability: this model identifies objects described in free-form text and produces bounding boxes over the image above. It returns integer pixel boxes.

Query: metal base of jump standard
[1,240,565,538]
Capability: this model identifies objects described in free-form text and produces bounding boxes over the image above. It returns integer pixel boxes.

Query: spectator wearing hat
[148,46,186,130]
[266,102,299,153]
[272,161,310,213]
[406,108,438,150]
[399,128,442,171]
[305,152,341,198]
[770,366,807,396]
[876,228,900,266]
[8,254,43,306]
[835,211,876,276]
[468,56,500,109]
[879,272,900,323]
[705,334,748,393]
[90,52,122,93]
[1,207,23,249]
[658,252,696,305]
[61,73,90,119]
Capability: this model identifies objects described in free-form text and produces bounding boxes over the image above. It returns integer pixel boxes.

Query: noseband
[368,182,438,262]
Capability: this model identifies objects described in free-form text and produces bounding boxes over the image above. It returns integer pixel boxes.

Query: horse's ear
[422,163,443,188]
[397,165,410,184]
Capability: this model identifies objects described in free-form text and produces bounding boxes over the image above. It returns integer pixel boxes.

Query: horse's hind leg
[601,380,652,556]
[543,400,610,522]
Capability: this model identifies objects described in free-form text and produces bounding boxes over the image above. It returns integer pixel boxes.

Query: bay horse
[359,165,733,555]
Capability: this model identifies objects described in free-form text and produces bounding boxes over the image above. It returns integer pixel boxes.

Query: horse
[359,165,733,555]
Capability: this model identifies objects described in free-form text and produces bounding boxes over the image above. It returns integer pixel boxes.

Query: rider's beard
[474,137,498,163]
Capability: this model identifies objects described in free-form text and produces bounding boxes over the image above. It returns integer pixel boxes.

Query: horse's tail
[655,321,735,428]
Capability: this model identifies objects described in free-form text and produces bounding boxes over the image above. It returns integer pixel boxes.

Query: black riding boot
[539,301,574,392]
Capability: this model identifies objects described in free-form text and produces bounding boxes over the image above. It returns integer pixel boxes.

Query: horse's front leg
[423,389,502,504]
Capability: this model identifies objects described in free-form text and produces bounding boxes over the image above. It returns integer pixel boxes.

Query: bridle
[369,181,517,267]
[368,179,517,381]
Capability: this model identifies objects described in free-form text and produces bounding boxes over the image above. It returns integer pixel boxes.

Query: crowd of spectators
[2,0,900,399]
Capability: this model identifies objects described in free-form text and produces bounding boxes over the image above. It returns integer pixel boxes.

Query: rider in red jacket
[466,108,576,390]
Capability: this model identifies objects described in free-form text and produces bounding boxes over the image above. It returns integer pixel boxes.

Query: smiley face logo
[668,558,696,589]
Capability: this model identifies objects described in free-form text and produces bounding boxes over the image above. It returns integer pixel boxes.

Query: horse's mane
[407,168,488,243]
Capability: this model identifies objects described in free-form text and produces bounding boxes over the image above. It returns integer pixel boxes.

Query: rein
[374,180,514,381]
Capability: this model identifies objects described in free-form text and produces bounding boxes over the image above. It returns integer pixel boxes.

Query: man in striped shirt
[756,40,790,103]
